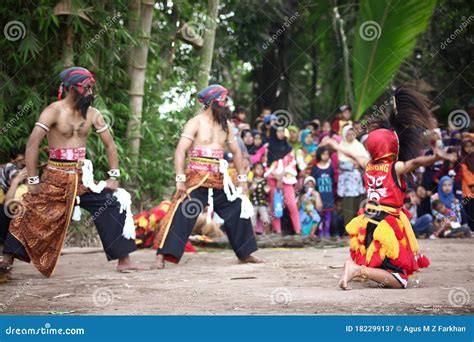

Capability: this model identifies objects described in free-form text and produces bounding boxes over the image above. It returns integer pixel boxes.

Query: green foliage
[352,0,437,118]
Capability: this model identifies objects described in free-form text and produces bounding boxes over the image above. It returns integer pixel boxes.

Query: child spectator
[232,106,248,128]
[298,176,322,237]
[249,163,270,234]
[431,200,471,238]
[331,105,352,136]
[311,146,336,238]
[432,147,462,200]
[321,121,331,136]
[296,129,317,177]
[266,126,301,234]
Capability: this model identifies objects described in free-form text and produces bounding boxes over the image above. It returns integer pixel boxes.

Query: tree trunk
[333,5,354,107]
[195,0,219,96]
[126,0,154,172]
[61,24,74,67]
[126,0,141,76]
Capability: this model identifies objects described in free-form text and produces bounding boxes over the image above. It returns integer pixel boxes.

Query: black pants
[0,204,11,244]
[3,190,137,261]
[157,187,258,262]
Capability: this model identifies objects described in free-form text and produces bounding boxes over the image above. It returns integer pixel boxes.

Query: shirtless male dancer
[0,67,144,278]
[153,84,262,269]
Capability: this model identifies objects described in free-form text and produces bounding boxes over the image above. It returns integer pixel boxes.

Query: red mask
[367,128,399,161]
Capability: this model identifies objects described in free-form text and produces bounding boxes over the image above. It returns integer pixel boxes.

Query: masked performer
[0,67,144,278]
[323,86,454,290]
[153,84,262,269]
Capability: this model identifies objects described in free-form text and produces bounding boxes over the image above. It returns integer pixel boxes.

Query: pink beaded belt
[189,147,224,160]
[49,147,86,161]
[188,157,220,173]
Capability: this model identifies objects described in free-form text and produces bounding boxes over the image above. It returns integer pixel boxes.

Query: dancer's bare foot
[338,260,361,290]
[0,261,12,283]
[116,255,147,272]
[150,254,165,270]
[239,255,264,264]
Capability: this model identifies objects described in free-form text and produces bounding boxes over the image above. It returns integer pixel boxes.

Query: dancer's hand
[28,183,40,195]
[434,146,456,163]
[175,181,187,199]
[106,178,119,191]
[239,181,248,193]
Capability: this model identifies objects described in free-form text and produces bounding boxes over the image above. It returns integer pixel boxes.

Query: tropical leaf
[352,0,436,118]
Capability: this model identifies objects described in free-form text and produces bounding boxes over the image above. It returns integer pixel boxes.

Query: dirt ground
[0,238,473,315]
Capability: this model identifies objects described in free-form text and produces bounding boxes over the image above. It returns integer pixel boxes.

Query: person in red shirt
[324,86,455,290]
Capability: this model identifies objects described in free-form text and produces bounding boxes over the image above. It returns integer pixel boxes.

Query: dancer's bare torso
[186,113,230,151]
[39,101,106,148]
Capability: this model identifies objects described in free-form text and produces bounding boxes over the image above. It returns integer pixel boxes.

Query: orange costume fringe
[347,205,430,285]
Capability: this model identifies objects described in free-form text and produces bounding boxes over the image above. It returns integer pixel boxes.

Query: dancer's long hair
[372,85,435,162]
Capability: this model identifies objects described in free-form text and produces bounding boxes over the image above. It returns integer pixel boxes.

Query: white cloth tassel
[113,188,136,240]
[207,188,214,224]
[239,195,254,219]
[80,160,134,240]
[72,196,82,221]
[81,159,107,193]
[218,159,254,219]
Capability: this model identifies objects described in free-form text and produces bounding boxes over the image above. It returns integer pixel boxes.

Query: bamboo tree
[333,5,354,108]
[126,0,154,172]
[195,0,219,94]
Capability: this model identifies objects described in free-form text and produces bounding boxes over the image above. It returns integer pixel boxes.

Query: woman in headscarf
[287,125,301,150]
[337,125,369,226]
[241,129,256,155]
[431,176,471,238]
[265,126,301,234]
[460,140,474,230]
[296,129,318,177]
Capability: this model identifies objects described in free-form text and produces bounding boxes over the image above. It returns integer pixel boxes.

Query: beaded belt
[47,160,83,173]
[49,147,86,161]
[187,157,220,173]
[189,147,224,160]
